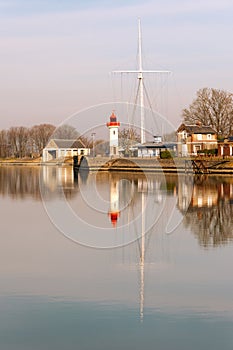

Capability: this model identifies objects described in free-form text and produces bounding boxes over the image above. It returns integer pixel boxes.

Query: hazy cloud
[0,0,232,129]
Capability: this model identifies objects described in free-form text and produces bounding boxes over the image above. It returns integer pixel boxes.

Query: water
[0,166,233,350]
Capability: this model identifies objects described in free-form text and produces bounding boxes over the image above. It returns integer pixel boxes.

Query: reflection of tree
[183,179,233,247]
[0,166,79,200]
[0,166,41,199]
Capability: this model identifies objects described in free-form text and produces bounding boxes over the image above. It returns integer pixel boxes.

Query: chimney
[195,120,202,127]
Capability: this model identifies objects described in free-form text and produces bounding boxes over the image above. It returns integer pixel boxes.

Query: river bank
[1,156,233,174]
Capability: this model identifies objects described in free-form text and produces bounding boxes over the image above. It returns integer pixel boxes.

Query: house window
[197,134,202,140]
[207,134,212,140]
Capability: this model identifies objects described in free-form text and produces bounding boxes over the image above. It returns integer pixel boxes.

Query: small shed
[42,139,90,162]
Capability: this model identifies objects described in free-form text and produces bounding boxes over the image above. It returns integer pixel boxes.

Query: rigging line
[111,73,117,108]
[120,73,124,103]
[144,219,154,253]
[127,181,141,256]
[130,81,141,130]
[164,76,169,118]
[130,74,138,106]
[159,75,168,116]
[143,81,154,111]
[151,75,169,111]
[130,202,141,262]
[143,82,160,134]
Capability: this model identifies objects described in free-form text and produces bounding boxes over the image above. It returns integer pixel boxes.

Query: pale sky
[0,0,233,130]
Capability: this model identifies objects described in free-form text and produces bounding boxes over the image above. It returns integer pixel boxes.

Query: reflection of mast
[108,177,120,227]
[140,191,145,322]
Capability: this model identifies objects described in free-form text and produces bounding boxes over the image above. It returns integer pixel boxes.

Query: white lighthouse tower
[106,112,120,157]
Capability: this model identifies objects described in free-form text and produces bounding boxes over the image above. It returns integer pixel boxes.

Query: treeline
[0,124,55,158]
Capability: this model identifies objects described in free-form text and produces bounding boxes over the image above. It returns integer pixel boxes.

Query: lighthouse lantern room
[106,112,120,157]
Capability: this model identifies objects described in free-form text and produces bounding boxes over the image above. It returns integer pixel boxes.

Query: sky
[0,0,233,131]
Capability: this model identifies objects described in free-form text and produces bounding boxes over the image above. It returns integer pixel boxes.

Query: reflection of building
[42,139,90,162]
[178,178,233,213]
[177,178,219,213]
[106,112,120,157]
[191,185,218,208]
[177,178,233,247]
[108,178,120,227]
[177,178,193,212]
[177,123,217,156]
[218,182,233,202]
[42,166,76,192]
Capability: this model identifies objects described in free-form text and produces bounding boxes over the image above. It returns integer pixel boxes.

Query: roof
[177,123,216,134]
[46,138,86,149]
[71,139,86,148]
[218,136,233,143]
[138,142,176,149]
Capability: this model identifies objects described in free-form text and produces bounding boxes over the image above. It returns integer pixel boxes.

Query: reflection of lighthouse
[108,178,120,227]
[106,112,120,157]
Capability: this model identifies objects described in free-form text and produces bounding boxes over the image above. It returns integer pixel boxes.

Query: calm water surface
[0,166,233,350]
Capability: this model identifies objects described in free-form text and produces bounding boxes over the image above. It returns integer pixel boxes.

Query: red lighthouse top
[107,112,120,127]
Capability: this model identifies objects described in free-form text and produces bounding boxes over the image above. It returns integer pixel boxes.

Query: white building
[42,139,90,162]
[137,136,176,157]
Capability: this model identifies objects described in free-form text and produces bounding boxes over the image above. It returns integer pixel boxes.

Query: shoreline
[1,157,233,174]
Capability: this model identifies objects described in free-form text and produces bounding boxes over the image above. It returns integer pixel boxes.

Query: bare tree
[0,130,9,158]
[119,128,140,154]
[163,131,176,142]
[52,124,80,140]
[8,127,19,157]
[17,127,29,157]
[77,135,92,148]
[30,124,55,155]
[0,123,82,158]
[8,127,30,158]
[182,87,233,137]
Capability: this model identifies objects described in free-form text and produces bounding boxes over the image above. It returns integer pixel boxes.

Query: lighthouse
[106,112,120,157]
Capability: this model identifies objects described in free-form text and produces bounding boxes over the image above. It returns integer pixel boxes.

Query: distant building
[177,123,217,156]
[218,136,233,157]
[42,139,90,162]
[138,135,176,157]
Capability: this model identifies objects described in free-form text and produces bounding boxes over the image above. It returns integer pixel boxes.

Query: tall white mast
[112,18,170,144]
[138,18,145,144]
